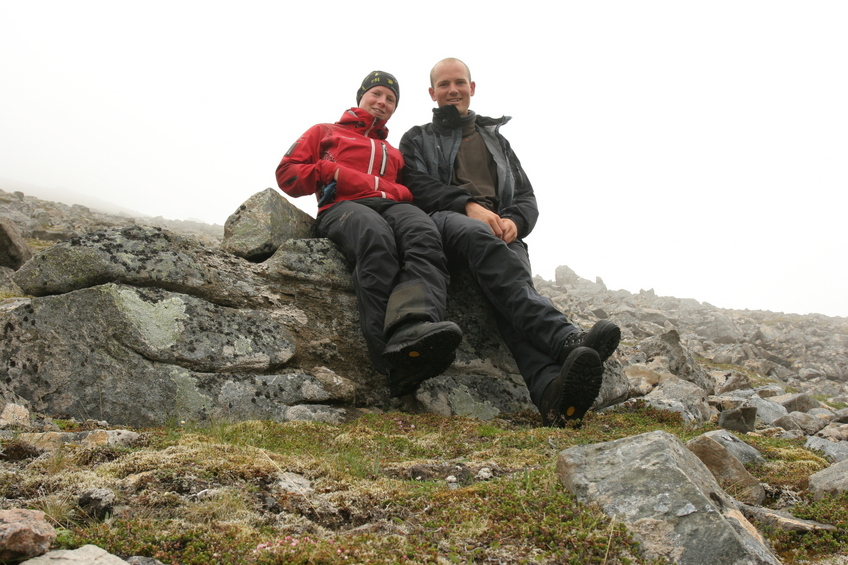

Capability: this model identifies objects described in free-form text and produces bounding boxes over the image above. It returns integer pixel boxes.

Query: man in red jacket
[276,71,462,397]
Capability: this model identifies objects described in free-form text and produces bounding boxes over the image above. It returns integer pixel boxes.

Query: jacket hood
[336,107,390,140]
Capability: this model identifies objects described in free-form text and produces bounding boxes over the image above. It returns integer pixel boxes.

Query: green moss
[19,406,837,564]
[760,492,848,563]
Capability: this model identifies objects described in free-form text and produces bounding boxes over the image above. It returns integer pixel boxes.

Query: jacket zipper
[379,143,388,176]
[366,139,376,175]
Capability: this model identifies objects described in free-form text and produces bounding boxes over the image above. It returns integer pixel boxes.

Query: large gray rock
[702,429,766,466]
[13,225,283,309]
[773,412,829,435]
[4,188,645,426]
[694,313,744,344]
[717,405,758,433]
[805,436,848,463]
[642,377,712,423]
[220,188,314,261]
[640,330,715,393]
[0,283,310,426]
[686,435,765,505]
[746,395,789,425]
[771,392,822,413]
[557,430,780,565]
[3,218,552,424]
[807,459,848,501]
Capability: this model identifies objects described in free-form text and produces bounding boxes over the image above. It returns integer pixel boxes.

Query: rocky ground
[1,187,847,564]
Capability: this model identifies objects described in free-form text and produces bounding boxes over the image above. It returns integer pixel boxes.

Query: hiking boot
[387,351,456,397]
[540,346,603,427]
[382,321,463,371]
[557,320,621,365]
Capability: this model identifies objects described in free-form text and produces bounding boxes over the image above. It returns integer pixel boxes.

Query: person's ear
[429,87,436,102]
[469,81,476,96]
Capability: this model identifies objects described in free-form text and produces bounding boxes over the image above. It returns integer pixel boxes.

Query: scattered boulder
[686,435,765,505]
[805,436,848,463]
[746,396,789,426]
[0,218,33,270]
[701,429,766,466]
[807,459,848,501]
[718,405,758,433]
[772,392,823,414]
[773,412,829,435]
[642,377,711,423]
[557,430,780,564]
[78,488,117,521]
[640,330,715,393]
[0,509,56,562]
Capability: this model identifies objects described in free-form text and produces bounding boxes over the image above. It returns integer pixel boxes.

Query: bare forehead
[432,61,470,84]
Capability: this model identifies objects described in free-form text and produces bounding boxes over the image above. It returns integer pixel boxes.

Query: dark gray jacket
[399,106,539,239]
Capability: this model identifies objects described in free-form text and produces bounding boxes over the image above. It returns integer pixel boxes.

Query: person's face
[358,85,397,121]
[429,61,475,116]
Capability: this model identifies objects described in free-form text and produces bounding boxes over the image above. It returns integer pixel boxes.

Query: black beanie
[356,71,400,106]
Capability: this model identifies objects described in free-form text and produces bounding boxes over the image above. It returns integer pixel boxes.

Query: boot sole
[382,326,462,371]
[554,347,604,425]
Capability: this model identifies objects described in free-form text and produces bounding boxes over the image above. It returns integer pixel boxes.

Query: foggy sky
[1,1,846,317]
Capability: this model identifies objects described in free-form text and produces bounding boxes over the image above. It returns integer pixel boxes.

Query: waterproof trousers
[430,210,578,407]
[316,198,450,373]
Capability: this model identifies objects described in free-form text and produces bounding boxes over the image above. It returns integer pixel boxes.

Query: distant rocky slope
[0,188,223,247]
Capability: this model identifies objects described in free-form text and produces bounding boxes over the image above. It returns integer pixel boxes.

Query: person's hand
[500,218,518,244]
[466,201,516,243]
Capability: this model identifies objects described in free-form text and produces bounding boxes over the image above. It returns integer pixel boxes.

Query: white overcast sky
[1,1,846,317]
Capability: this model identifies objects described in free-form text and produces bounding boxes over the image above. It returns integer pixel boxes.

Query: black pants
[316,198,450,373]
[430,210,578,408]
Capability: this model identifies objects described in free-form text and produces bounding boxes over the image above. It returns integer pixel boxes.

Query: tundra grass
[5,405,841,564]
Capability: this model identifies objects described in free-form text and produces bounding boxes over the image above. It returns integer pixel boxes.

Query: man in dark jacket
[400,58,621,427]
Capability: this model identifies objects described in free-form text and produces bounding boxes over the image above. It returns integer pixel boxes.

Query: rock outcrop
[1,188,846,430]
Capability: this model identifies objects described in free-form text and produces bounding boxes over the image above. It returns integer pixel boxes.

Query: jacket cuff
[316,160,338,184]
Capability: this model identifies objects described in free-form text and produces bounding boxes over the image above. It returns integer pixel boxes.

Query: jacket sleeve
[399,127,474,214]
[275,124,337,197]
[498,140,539,239]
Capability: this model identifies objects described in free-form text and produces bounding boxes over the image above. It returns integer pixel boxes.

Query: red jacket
[276,107,412,213]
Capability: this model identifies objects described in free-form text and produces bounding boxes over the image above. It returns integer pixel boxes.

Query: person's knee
[329,204,397,255]
[446,217,501,252]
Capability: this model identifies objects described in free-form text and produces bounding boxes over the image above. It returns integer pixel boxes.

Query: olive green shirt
[451,113,500,212]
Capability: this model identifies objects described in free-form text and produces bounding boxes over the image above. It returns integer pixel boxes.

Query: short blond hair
[429,58,472,87]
